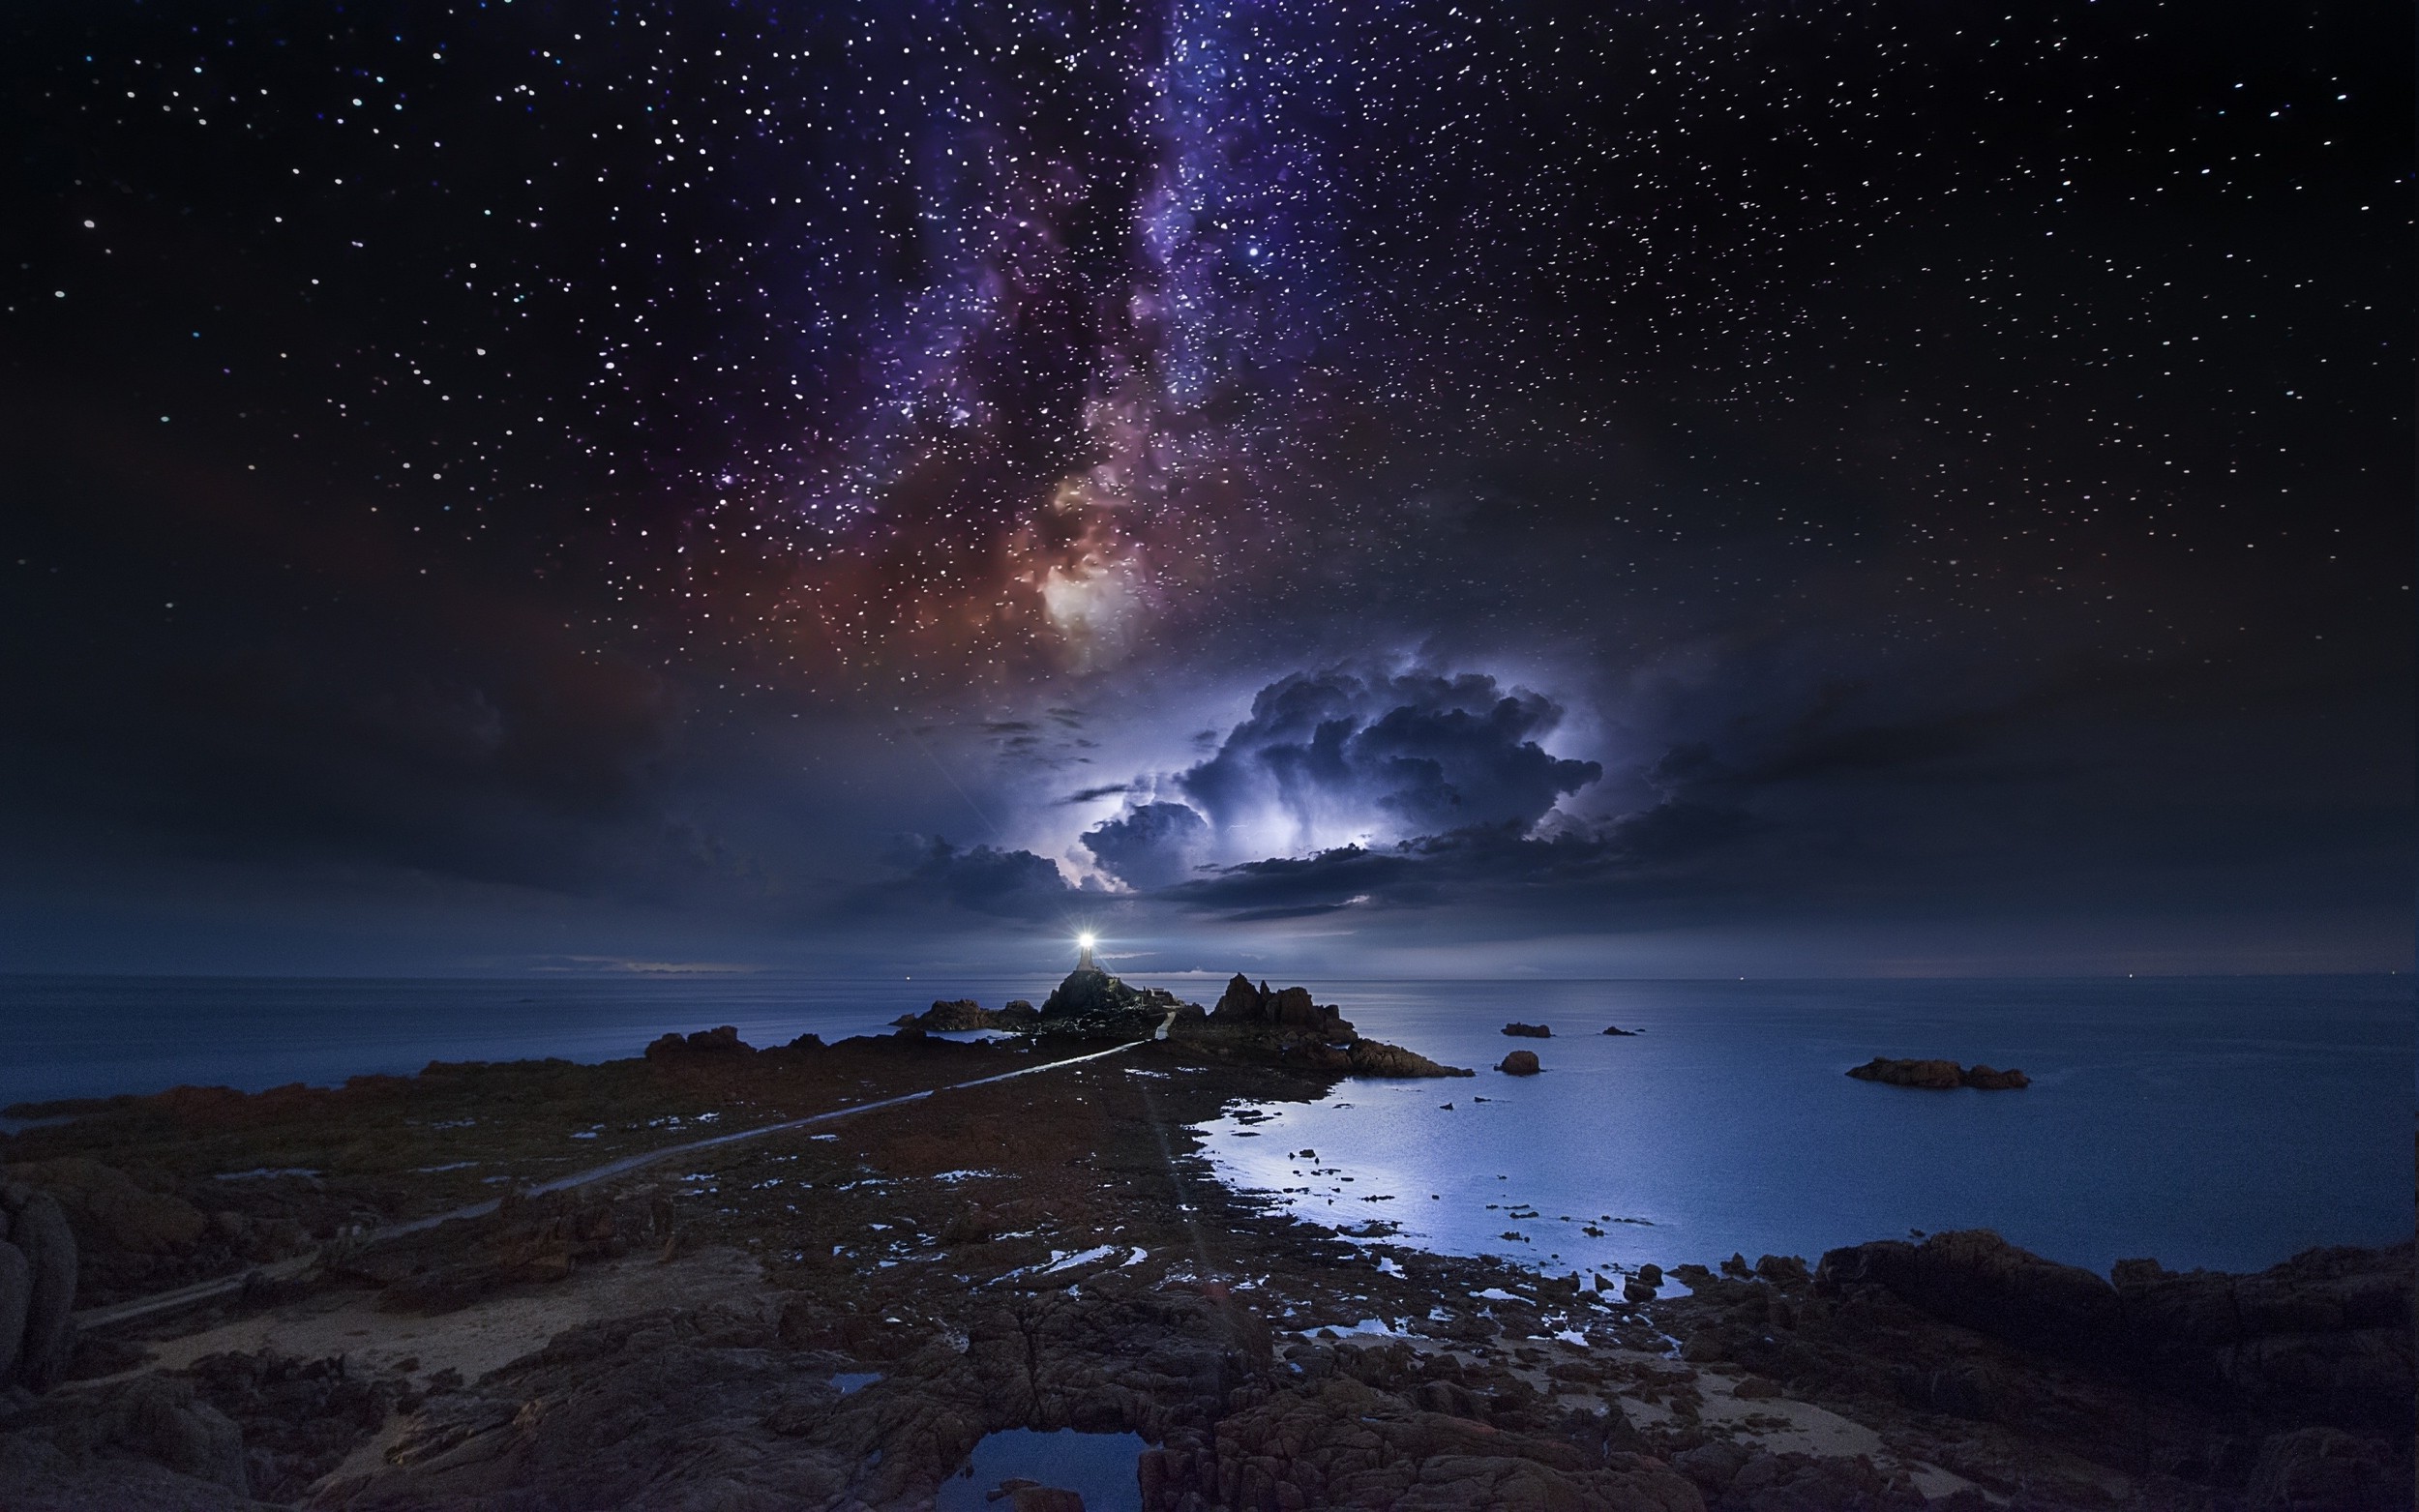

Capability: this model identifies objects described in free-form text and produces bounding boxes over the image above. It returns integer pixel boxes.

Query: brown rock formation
[1846,1056,2028,1090]
[1500,1023,1551,1038]
[1497,1051,1541,1076]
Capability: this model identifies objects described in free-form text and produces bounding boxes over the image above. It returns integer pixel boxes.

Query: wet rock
[1497,1051,1541,1076]
[1501,1023,1552,1038]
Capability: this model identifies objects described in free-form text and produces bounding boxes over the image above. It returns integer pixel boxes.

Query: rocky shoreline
[0,973,2406,1510]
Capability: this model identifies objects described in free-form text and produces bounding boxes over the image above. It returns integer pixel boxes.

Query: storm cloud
[1079,801,1210,890]
[1179,668,1600,846]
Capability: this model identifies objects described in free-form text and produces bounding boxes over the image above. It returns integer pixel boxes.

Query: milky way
[1,0,2406,972]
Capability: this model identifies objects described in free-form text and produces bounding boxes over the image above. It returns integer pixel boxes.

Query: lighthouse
[1075,932,1098,971]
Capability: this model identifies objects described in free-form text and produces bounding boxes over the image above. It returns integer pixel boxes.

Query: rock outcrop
[1176,975,1469,1078]
[1500,1023,1551,1038]
[892,999,1043,1033]
[643,1024,755,1059]
[1497,1051,1541,1076]
[1601,1024,1638,1036]
[0,1178,78,1391]
[1039,966,1188,1037]
[1815,1229,2415,1436]
[1846,1056,2029,1089]
[1212,976,1353,1039]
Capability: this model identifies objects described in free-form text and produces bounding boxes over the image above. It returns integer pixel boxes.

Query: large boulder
[0,1238,29,1384]
[1816,1229,2123,1364]
[1,1182,78,1390]
[1497,1051,1541,1076]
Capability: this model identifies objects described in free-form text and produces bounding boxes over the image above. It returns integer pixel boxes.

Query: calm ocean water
[2,972,2407,1277]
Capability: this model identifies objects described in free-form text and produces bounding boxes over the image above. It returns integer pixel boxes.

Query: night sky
[2,0,2407,978]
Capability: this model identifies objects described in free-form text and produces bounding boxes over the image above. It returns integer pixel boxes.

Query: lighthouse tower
[1075,933,1098,971]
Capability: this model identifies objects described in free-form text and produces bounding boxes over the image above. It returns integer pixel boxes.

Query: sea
[1,972,2407,1280]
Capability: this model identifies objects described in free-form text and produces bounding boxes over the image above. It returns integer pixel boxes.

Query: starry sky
[1,0,2407,978]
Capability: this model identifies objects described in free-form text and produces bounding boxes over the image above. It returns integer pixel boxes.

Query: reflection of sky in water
[1184,976,2413,1278]
[935,1428,1147,1512]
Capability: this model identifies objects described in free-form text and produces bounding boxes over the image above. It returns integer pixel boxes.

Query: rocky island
[1846,1058,2031,1091]
[0,961,2404,1510]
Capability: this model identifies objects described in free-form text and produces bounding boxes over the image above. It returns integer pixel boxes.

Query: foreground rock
[1846,1056,2029,1090]
[1497,1050,1541,1076]
[1,1180,78,1390]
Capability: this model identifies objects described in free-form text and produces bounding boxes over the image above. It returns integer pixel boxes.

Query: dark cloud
[882,835,1080,919]
[1079,800,1211,890]
[1180,668,1601,846]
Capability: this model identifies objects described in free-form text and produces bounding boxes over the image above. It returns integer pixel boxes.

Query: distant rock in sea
[1601,1024,1638,1036]
[1846,1056,2029,1090]
[1497,1050,1541,1076]
[891,998,1041,1033]
[1500,1023,1551,1038]
[643,1025,754,1060]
